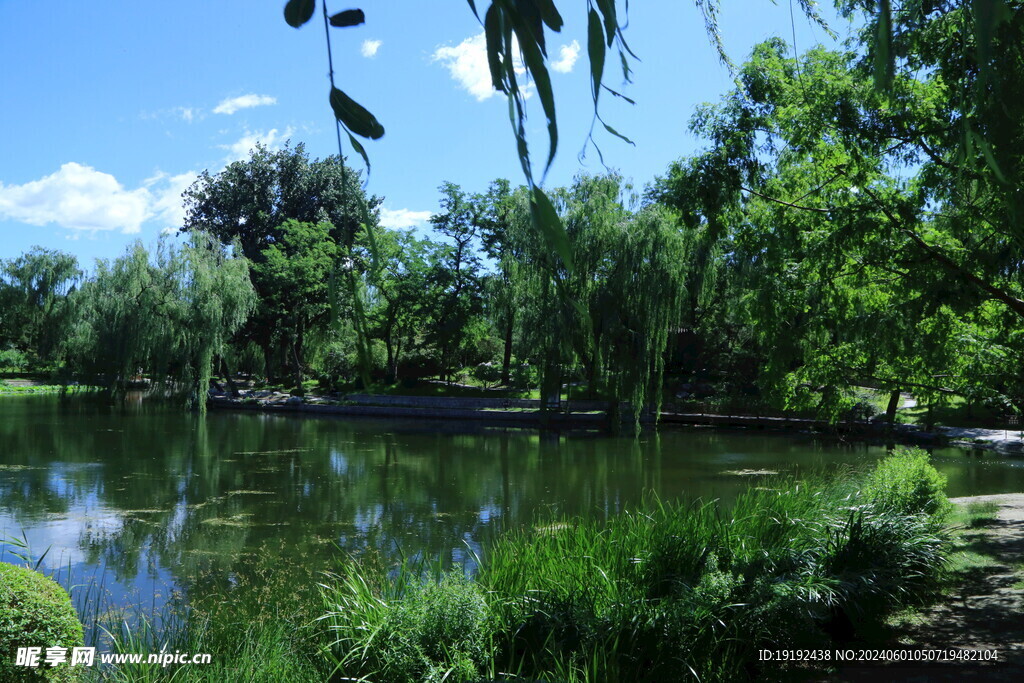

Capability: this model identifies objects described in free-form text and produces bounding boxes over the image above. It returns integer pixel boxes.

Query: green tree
[182,142,375,257]
[476,178,522,384]
[653,29,1024,416]
[359,227,438,383]
[181,142,381,382]
[0,247,81,368]
[428,182,487,382]
[253,219,341,393]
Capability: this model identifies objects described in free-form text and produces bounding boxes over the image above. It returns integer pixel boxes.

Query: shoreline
[206,392,1024,455]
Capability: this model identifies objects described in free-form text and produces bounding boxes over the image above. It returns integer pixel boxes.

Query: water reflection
[2,395,1024,630]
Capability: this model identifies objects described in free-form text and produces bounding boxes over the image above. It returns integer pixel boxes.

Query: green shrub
[0,562,84,682]
[863,446,951,520]
[0,349,27,372]
[817,507,948,626]
[509,361,537,390]
[472,362,502,387]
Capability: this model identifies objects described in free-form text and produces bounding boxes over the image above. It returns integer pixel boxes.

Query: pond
[3,394,1024,633]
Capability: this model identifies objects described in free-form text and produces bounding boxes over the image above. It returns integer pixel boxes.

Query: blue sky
[0,1,850,266]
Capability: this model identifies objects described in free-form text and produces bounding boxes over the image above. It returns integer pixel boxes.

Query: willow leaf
[531,187,574,272]
[329,9,365,27]
[535,0,564,31]
[329,87,385,140]
[587,8,605,105]
[484,4,507,92]
[284,0,316,28]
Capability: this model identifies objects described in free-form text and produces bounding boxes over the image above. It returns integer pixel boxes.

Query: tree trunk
[440,342,449,384]
[393,336,403,385]
[587,353,600,400]
[291,323,305,395]
[385,331,396,384]
[262,343,275,384]
[542,361,561,412]
[221,356,241,398]
[385,321,397,385]
[501,310,514,385]
[885,389,901,424]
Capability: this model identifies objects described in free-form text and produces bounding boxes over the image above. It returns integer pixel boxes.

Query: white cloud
[213,94,277,115]
[379,208,432,229]
[0,164,201,235]
[139,106,202,123]
[361,39,382,58]
[551,40,580,73]
[221,127,295,163]
[433,33,515,101]
[432,32,552,101]
[0,163,151,233]
[147,171,199,230]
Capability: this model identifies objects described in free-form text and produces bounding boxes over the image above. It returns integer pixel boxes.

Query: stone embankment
[207,390,607,427]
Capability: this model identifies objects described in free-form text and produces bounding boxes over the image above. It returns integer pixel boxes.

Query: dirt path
[830,494,1024,681]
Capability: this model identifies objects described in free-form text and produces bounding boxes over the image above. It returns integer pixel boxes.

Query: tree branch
[856,182,1024,320]
[740,186,831,213]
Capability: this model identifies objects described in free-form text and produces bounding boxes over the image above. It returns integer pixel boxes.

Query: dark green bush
[472,362,502,386]
[0,562,84,682]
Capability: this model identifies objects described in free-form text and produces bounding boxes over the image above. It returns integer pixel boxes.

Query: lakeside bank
[207,390,1024,455]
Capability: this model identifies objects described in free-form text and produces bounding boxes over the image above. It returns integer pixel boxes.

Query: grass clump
[320,566,494,683]
[89,548,329,683]
[0,562,84,682]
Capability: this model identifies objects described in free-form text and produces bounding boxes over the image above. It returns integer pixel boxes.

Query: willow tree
[510,174,687,428]
[0,247,81,368]
[598,205,687,425]
[65,234,255,410]
[170,234,258,409]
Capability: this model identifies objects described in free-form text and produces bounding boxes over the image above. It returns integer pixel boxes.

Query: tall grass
[319,447,953,682]
[318,561,494,683]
